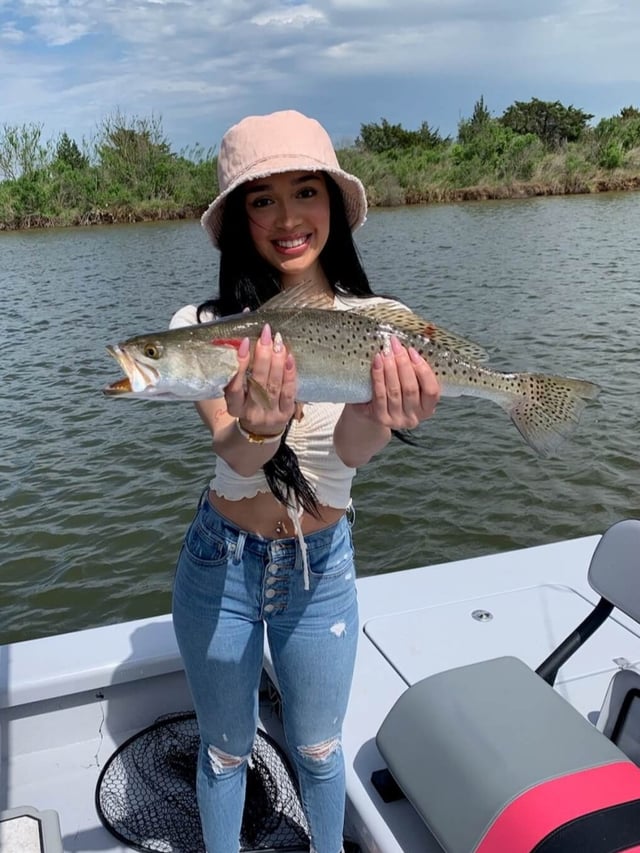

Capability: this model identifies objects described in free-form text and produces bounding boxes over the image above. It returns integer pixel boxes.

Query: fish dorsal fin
[258,285,490,361]
[352,301,490,362]
[259,280,335,311]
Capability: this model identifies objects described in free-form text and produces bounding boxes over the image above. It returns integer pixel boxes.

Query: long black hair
[198,173,375,516]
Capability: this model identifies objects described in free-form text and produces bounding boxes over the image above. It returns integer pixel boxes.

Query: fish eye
[143,343,161,359]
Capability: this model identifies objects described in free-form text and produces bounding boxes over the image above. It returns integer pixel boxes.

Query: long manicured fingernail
[391,335,403,354]
[238,337,250,358]
[260,323,272,345]
[409,347,423,363]
[373,353,383,369]
[273,331,283,353]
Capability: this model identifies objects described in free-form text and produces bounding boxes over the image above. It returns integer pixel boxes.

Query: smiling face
[243,170,331,289]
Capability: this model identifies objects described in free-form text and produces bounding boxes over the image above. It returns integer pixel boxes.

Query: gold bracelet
[235,419,285,445]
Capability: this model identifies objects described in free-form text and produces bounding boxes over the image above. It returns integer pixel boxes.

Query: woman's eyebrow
[245,182,271,194]
[291,173,322,185]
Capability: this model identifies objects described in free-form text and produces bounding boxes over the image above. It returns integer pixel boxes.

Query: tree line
[2,98,640,230]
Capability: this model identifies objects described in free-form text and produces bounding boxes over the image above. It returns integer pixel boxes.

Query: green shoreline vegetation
[2,98,640,231]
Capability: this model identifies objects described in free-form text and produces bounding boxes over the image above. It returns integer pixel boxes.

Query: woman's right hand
[224,323,297,436]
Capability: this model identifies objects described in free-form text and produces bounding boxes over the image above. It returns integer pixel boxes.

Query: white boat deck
[3,532,640,852]
[1,616,191,852]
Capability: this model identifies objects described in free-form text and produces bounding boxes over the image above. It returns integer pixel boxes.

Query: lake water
[2,193,639,643]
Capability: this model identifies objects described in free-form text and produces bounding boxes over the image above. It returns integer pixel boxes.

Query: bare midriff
[208,489,346,539]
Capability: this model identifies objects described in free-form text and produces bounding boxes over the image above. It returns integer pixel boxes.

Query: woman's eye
[250,197,272,208]
[298,187,317,199]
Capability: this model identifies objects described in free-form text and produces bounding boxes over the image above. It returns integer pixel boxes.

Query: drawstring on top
[286,502,310,590]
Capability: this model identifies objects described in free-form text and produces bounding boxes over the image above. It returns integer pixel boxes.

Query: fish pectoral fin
[246,375,273,410]
[353,303,491,363]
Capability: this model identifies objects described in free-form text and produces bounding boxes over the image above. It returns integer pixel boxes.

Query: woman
[171,109,440,853]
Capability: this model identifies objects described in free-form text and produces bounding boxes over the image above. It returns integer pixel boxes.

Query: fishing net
[95,711,310,852]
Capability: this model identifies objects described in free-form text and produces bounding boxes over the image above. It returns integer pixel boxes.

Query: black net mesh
[96,711,310,852]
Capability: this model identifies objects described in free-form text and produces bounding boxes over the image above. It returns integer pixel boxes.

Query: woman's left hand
[350,335,440,430]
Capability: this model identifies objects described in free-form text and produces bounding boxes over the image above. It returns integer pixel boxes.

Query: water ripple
[2,197,639,642]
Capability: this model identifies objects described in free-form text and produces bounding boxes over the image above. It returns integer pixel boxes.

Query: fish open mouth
[104,345,159,396]
[103,376,133,395]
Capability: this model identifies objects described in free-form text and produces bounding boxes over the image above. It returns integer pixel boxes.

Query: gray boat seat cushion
[377,656,640,853]
[588,518,640,623]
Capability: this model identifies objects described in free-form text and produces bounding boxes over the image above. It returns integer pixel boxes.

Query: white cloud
[326,0,390,8]
[252,3,325,26]
[1,21,26,43]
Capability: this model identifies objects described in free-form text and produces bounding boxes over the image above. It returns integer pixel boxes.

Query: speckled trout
[104,289,600,456]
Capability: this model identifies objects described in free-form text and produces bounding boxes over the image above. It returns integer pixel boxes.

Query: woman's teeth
[275,236,307,249]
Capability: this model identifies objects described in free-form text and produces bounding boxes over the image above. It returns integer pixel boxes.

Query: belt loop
[197,486,209,509]
[233,530,247,564]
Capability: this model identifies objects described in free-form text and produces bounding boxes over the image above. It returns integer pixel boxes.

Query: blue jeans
[172,493,359,853]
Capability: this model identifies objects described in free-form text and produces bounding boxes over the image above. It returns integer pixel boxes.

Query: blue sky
[1,0,640,155]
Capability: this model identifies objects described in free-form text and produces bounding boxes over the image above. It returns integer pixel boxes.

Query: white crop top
[169,294,398,509]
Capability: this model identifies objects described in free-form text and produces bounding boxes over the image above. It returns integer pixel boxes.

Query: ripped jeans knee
[294,735,343,779]
[203,741,250,777]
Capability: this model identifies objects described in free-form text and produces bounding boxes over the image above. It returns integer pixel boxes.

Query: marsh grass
[2,112,640,231]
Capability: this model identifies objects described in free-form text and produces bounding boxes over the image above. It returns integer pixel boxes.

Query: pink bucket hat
[201,110,367,247]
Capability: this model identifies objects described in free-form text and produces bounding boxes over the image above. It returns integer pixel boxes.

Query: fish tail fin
[506,374,601,457]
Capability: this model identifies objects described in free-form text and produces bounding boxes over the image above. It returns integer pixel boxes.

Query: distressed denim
[172,493,358,853]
